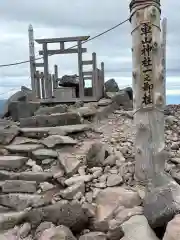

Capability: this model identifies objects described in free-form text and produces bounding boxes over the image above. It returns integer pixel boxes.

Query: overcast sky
[0,0,179,99]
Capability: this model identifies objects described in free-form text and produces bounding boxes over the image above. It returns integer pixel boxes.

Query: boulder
[104,79,119,92]
[106,91,132,110]
[20,112,82,128]
[39,225,77,240]
[94,187,141,230]
[0,120,19,145]
[143,174,180,228]
[86,142,110,168]
[59,74,79,86]
[35,104,68,116]
[163,214,180,240]
[124,86,133,100]
[2,87,35,118]
[26,200,88,232]
[121,215,159,240]
[8,101,40,121]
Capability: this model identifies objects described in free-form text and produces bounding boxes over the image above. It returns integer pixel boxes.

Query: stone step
[0,209,30,231]
[5,144,43,154]
[20,124,93,138]
[1,180,37,194]
[0,171,53,182]
[20,112,82,128]
[0,156,28,171]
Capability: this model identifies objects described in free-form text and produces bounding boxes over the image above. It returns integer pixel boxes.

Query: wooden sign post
[129,0,165,186]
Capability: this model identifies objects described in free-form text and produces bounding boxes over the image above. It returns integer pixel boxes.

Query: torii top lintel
[35,36,90,44]
[129,0,160,11]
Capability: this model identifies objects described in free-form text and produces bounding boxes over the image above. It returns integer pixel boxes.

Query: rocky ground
[0,82,179,239]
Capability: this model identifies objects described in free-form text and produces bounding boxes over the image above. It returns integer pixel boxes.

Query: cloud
[0,0,179,99]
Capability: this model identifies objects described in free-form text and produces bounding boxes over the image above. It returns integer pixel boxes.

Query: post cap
[28,24,33,31]
[129,0,160,11]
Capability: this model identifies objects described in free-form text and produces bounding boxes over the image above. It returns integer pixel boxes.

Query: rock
[18,222,31,238]
[39,225,77,240]
[107,91,132,110]
[121,215,159,240]
[94,187,141,228]
[58,152,81,176]
[27,200,88,232]
[163,214,180,240]
[115,206,143,223]
[107,219,124,240]
[170,158,180,164]
[59,182,85,200]
[143,174,180,228]
[75,106,97,117]
[86,142,110,168]
[8,101,40,121]
[20,112,82,128]
[106,174,123,187]
[104,79,119,92]
[40,182,55,192]
[0,156,28,171]
[64,175,93,186]
[1,180,37,193]
[5,144,43,154]
[32,164,43,172]
[165,116,177,125]
[32,149,57,160]
[3,87,35,118]
[79,232,107,240]
[0,123,19,145]
[0,194,51,211]
[103,155,117,166]
[0,171,53,182]
[124,86,133,100]
[0,228,19,240]
[59,74,78,86]
[98,98,112,107]
[35,104,68,116]
[35,222,55,239]
[41,135,77,148]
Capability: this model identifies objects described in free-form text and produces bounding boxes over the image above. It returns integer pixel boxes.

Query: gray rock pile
[1,82,180,239]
